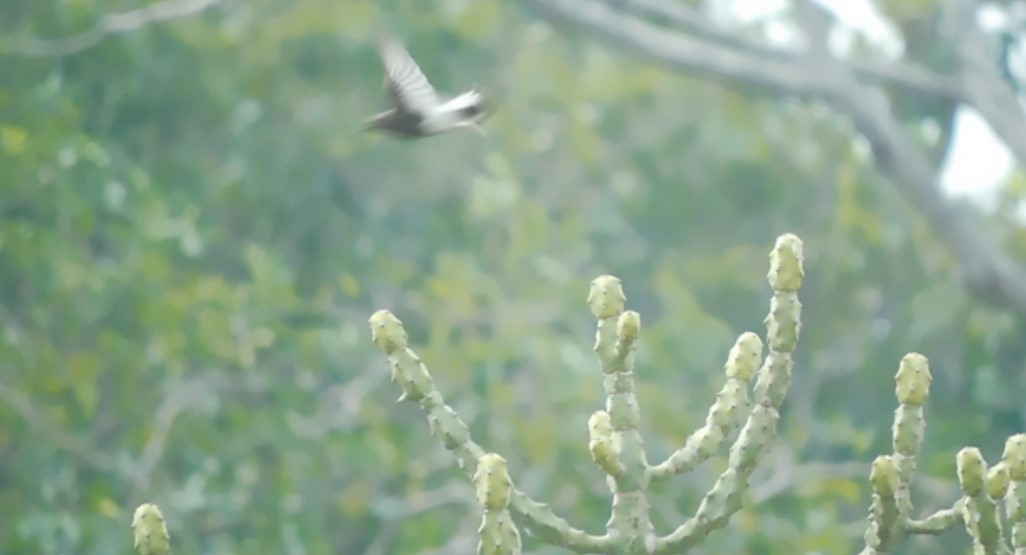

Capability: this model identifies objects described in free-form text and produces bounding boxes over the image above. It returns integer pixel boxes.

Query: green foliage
[2,0,1025,554]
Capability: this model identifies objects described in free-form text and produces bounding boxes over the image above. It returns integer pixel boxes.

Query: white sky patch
[940,107,1013,203]
[723,0,788,22]
[764,19,798,47]
[813,0,904,58]
[977,3,1012,32]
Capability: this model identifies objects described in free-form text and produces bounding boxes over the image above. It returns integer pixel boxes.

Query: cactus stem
[904,498,966,535]
[475,453,523,555]
[588,275,654,551]
[368,310,612,553]
[861,455,902,553]
[860,353,936,554]
[1003,434,1026,554]
[956,447,1008,555]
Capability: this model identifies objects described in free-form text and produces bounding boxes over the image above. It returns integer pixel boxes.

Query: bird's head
[469,84,492,111]
[457,84,492,136]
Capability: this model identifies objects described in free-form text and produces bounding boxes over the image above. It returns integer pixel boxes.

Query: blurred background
[3,0,1026,553]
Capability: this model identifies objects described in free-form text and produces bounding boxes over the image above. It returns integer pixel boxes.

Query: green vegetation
[5,0,1026,554]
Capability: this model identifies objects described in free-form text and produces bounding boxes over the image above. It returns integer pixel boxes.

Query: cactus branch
[858,353,932,554]
[474,453,523,555]
[957,447,1009,555]
[1003,434,1026,553]
[904,498,965,535]
[367,310,612,553]
[653,233,805,554]
[862,455,901,551]
[648,332,762,479]
[891,353,932,521]
[587,276,655,551]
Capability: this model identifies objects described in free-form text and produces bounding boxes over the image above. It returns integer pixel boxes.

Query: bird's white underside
[420,90,486,133]
[378,36,487,135]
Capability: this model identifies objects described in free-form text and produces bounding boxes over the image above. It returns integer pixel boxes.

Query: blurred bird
[360,35,491,138]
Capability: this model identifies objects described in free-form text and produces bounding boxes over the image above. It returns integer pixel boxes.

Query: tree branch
[0,0,226,57]
[828,84,1026,311]
[609,0,963,99]
[522,0,1026,316]
[527,0,836,98]
[941,0,1026,165]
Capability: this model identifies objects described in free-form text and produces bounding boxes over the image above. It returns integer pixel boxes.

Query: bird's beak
[470,124,486,137]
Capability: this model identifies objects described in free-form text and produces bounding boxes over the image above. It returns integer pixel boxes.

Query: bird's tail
[356,110,392,134]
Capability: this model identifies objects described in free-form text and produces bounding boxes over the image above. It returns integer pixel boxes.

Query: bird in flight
[360,35,491,138]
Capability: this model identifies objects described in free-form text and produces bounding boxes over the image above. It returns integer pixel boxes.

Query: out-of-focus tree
[1,0,1025,554]
[525,0,1026,319]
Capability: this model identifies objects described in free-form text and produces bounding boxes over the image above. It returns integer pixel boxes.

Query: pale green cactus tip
[986,461,1011,499]
[1001,433,1026,480]
[767,233,805,292]
[474,453,513,511]
[131,503,171,555]
[587,410,622,476]
[724,332,763,382]
[587,274,626,319]
[368,309,408,353]
[869,454,899,496]
[616,310,641,342]
[588,410,613,439]
[894,352,932,406]
[957,447,987,495]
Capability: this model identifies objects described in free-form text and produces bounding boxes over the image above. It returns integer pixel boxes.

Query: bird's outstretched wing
[376,35,440,117]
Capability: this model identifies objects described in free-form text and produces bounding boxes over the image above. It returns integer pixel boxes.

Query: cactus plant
[367,232,1026,554]
[367,233,805,553]
[121,234,1026,555]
